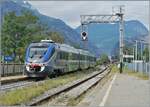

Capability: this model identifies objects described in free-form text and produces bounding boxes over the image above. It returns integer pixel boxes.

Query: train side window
[82,55,84,60]
[88,56,90,61]
[80,55,82,60]
[64,52,67,60]
[57,52,60,59]
[66,53,68,60]
[65,52,68,60]
[84,55,86,60]
[63,52,65,59]
[73,53,74,60]
[75,53,78,60]
[72,53,74,60]
[73,53,76,60]
[90,56,91,61]
[60,52,62,59]
[60,51,68,60]
[62,52,64,59]
[82,55,83,60]
[71,53,74,60]
[91,57,93,61]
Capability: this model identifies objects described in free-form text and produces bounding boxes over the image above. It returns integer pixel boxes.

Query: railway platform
[0,75,27,84]
[79,73,150,107]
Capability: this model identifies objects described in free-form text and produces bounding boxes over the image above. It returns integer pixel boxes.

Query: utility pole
[133,46,135,61]
[140,41,143,60]
[135,40,138,72]
[135,40,138,60]
[116,6,124,73]
[133,46,136,72]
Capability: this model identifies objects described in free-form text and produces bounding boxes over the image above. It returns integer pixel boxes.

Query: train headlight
[26,65,30,71]
[40,66,45,72]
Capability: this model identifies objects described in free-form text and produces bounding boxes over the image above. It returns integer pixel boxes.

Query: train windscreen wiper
[30,54,34,58]
[30,51,37,58]
[39,51,47,58]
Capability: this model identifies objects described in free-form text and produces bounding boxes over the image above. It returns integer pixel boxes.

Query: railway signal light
[81,32,88,41]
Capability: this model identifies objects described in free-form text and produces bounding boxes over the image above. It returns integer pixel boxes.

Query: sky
[28,1,149,29]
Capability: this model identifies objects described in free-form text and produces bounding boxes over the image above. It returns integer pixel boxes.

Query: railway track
[0,66,100,93]
[0,79,48,92]
[0,80,34,92]
[26,65,110,106]
[0,78,46,92]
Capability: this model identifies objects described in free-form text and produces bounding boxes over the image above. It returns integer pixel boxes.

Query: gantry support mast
[80,6,125,73]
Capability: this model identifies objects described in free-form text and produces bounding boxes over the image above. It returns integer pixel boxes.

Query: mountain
[1,0,83,49]
[1,0,148,57]
[76,20,148,56]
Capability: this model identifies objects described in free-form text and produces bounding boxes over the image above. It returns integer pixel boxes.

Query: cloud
[28,1,149,29]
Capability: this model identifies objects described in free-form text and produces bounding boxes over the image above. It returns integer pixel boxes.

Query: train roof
[57,43,95,57]
[28,41,95,57]
[57,43,79,54]
[29,41,54,47]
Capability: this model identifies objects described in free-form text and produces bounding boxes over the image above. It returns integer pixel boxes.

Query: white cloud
[28,1,149,29]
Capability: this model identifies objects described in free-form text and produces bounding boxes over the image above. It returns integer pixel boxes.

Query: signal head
[82,32,87,37]
[81,32,88,41]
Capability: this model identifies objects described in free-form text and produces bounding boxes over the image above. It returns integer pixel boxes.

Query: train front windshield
[29,46,48,59]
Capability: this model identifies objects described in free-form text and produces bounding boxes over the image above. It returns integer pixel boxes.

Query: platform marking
[99,73,117,106]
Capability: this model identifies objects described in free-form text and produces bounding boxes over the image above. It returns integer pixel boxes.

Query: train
[25,40,96,78]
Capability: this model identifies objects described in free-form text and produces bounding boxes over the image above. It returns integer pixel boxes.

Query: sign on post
[4,56,14,62]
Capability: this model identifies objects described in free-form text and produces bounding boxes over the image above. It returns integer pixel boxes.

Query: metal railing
[126,62,150,75]
[1,63,25,77]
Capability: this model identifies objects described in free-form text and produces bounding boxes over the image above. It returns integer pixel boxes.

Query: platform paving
[78,73,150,107]
[1,75,27,83]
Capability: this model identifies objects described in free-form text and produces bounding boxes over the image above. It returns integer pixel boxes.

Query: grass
[0,68,95,106]
[110,64,119,73]
[123,66,149,80]
[109,64,149,80]
[67,94,85,106]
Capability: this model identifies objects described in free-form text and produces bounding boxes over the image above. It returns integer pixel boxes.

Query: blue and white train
[25,40,96,78]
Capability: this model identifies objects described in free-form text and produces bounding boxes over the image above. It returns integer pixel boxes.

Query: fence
[1,63,25,77]
[125,61,150,75]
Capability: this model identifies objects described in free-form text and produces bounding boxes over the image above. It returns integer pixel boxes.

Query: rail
[26,66,110,106]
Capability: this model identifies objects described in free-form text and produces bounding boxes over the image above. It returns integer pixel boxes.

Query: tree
[1,11,46,62]
[47,32,64,44]
[143,46,149,62]
[123,46,133,55]
[97,54,110,65]
[1,10,66,63]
